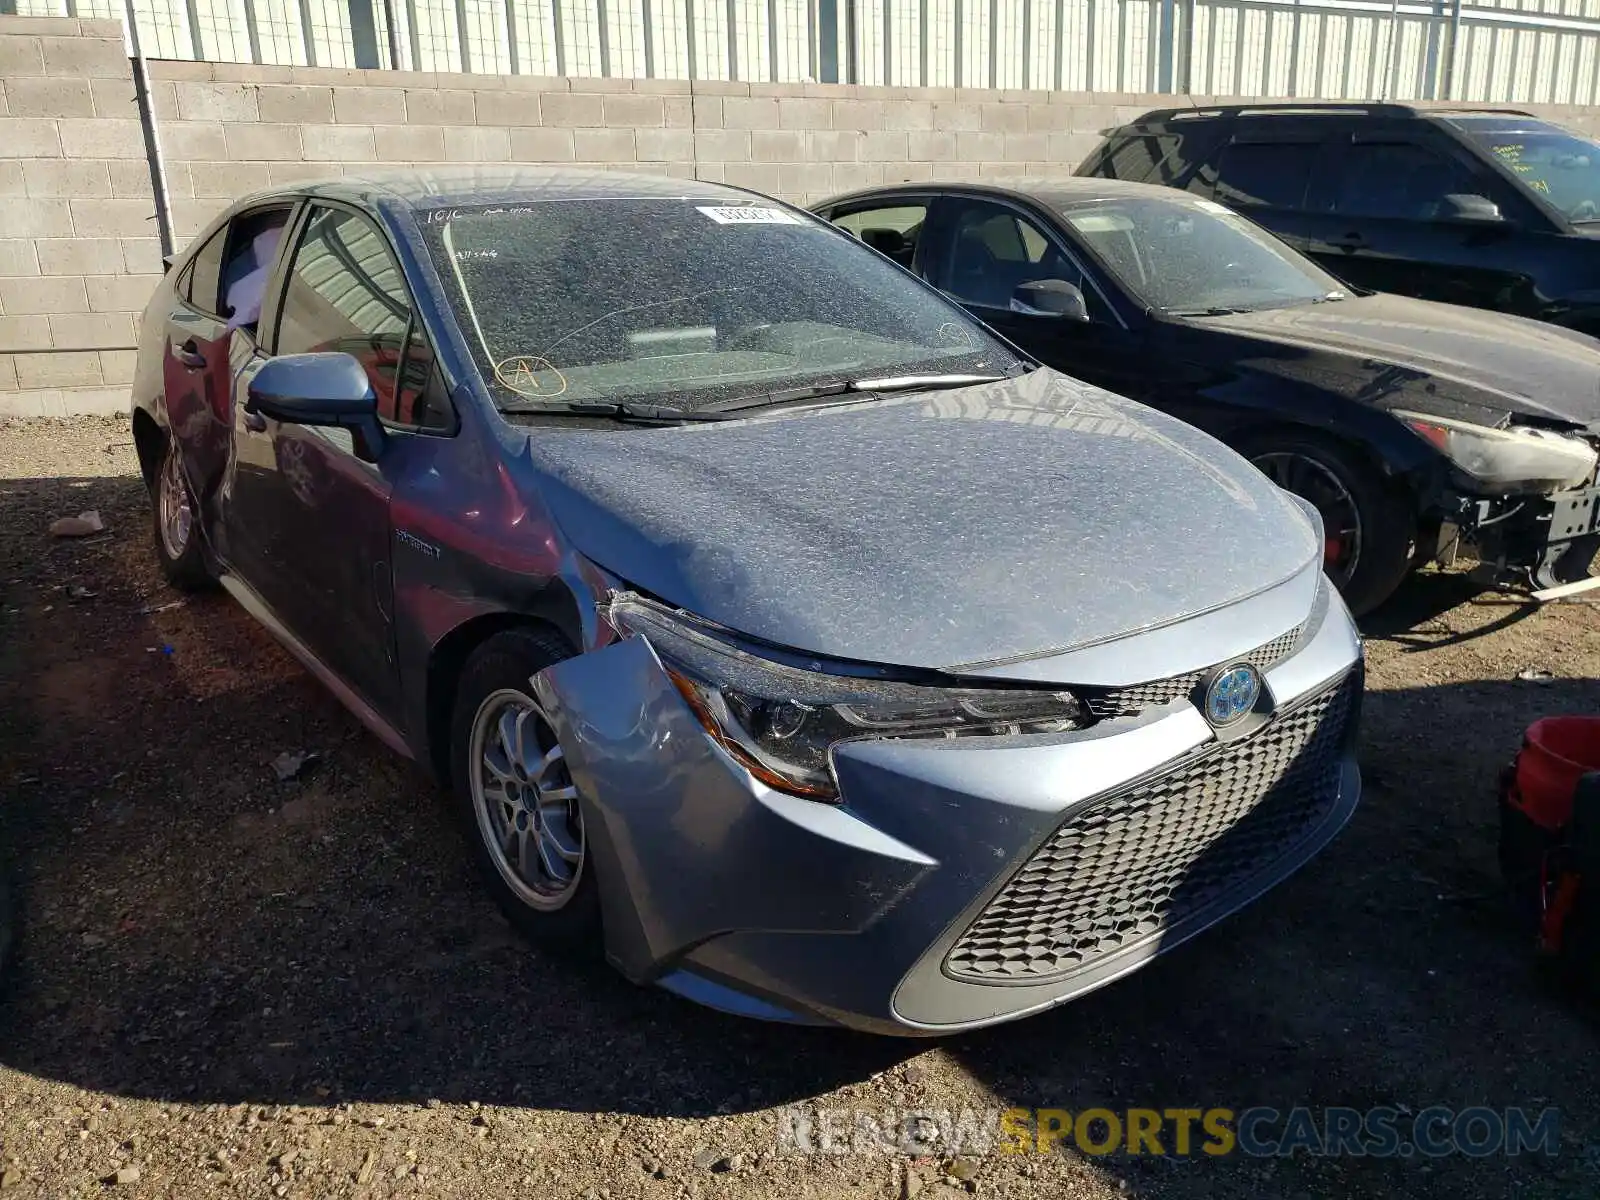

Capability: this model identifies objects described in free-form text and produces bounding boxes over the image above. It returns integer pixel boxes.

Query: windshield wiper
[499,400,735,423]
[498,372,1007,424]
[701,372,1006,416]
[1164,305,1249,317]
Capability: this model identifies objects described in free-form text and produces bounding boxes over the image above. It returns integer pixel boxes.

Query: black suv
[1078,103,1600,335]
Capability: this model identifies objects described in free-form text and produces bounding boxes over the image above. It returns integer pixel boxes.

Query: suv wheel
[152,437,215,591]
[449,627,601,947]
[1241,431,1414,616]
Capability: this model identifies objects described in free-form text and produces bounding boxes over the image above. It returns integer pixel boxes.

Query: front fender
[532,636,934,985]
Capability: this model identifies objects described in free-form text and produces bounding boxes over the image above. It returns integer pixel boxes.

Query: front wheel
[449,628,600,948]
[1240,431,1415,617]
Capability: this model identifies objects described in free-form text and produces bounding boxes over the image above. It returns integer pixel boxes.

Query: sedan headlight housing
[607,594,1086,800]
[1397,411,1598,493]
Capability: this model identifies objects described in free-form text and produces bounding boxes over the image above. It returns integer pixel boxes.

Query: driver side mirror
[1011,279,1091,322]
[1436,193,1505,224]
[247,352,385,462]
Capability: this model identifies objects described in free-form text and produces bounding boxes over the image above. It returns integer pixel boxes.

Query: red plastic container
[1509,717,1600,831]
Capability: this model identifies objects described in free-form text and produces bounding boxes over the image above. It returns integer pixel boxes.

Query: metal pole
[1054,0,1064,89]
[553,0,567,75]
[844,0,857,83]
[885,0,893,85]
[184,0,206,59]
[454,0,471,70]
[599,0,612,75]
[505,0,520,73]
[987,0,997,89]
[348,0,382,67]
[384,0,403,67]
[1382,0,1402,99]
[767,0,778,79]
[919,0,928,85]
[808,0,819,80]
[124,0,175,261]
[1443,0,1462,100]
[684,0,696,78]
[953,0,962,87]
[243,0,262,63]
[1157,0,1174,91]
[297,0,319,65]
[642,0,655,76]
[726,0,737,79]
[818,0,836,80]
[1022,0,1031,89]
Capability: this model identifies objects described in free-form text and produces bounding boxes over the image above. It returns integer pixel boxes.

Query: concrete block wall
[6,13,1600,418]
[143,66,1134,247]
[1,17,165,416]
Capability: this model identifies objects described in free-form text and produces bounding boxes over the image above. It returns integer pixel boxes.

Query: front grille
[1083,623,1305,719]
[944,672,1357,984]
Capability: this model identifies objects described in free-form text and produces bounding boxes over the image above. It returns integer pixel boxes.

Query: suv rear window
[1212,142,1315,210]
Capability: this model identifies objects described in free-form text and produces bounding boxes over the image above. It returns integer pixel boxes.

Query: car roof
[820,176,1200,212]
[229,166,766,213]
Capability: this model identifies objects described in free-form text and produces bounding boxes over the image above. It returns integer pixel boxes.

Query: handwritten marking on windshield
[453,248,498,261]
[494,355,569,399]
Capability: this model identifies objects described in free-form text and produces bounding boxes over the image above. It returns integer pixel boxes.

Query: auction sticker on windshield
[696,205,805,225]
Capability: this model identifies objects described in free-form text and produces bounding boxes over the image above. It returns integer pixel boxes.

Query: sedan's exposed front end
[1394,410,1600,590]
[535,560,1361,1035]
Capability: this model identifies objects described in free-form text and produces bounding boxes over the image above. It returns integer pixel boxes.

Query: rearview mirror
[1011,279,1090,322]
[1436,193,1504,224]
[247,352,384,461]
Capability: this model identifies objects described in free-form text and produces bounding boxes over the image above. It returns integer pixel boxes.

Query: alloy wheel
[468,688,585,911]
[157,444,194,560]
[1252,450,1363,588]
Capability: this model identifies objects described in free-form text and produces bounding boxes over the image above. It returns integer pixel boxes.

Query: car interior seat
[223,216,289,333]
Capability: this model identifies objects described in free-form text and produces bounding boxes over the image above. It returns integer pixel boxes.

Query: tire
[1238,430,1416,617]
[448,626,601,949]
[151,436,215,592]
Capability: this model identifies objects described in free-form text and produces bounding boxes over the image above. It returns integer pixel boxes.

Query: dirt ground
[0,416,1597,1200]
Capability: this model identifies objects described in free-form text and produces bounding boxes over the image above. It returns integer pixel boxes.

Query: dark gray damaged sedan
[131,168,1363,1034]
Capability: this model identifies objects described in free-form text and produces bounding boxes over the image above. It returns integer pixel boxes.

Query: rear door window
[1328,142,1483,220]
[180,227,228,316]
[831,203,929,271]
[1211,142,1316,211]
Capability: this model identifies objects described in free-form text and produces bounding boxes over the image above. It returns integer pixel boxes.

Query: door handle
[1325,233,1366,251]
[173,339,207,370]
[242,407,267,433]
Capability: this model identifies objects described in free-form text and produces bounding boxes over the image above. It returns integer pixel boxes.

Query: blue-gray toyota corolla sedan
[130,168,1363,1035]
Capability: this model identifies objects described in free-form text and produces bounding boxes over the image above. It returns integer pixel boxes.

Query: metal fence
[7,0,1600,105]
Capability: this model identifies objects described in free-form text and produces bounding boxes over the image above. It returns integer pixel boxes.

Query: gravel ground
[0,416,1597,1200]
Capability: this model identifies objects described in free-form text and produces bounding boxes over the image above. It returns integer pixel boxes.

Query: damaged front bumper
[1447,483,1600,590]
[532,579,1363,1036]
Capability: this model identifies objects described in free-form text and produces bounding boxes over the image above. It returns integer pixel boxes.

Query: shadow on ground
[0,471,1596,1198]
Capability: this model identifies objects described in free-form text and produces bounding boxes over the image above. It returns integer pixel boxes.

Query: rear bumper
[536,577,1363,1036]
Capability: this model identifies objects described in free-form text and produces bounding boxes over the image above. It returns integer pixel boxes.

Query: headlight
[607,595,1086,800]
[1397,411,1598,492]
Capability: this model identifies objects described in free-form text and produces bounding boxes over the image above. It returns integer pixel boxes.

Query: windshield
[1057,196,1345,314]
[1451,119,1600,222]
[419,198,1023,412]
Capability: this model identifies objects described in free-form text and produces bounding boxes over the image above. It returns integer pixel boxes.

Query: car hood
[520,369,1317,672]
[1194,294,1600,429]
